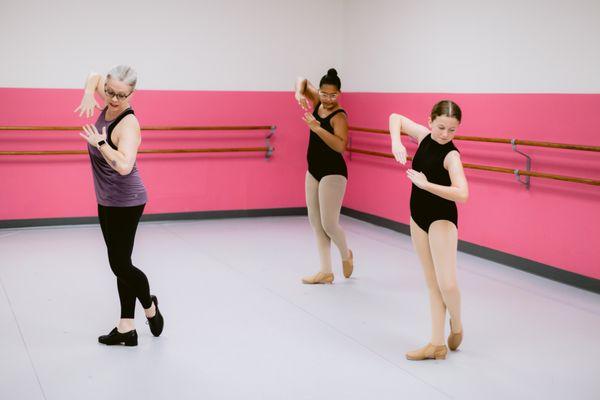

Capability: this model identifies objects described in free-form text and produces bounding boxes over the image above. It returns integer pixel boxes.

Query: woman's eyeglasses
[104,85,132,101]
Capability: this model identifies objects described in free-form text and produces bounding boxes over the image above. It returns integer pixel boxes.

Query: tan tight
[410,218,462,345]
[305,172,350,274]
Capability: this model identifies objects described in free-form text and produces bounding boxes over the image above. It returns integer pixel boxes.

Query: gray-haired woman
[75,65,163,346]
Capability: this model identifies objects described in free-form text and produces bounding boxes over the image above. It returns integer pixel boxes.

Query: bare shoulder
[124,114,140,127]
[330,110,348,130]
[113,114,141,143]
[331,109,348,122]
[444,150,463,169]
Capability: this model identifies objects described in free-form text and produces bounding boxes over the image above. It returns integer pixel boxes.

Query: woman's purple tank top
[87,108,148,207]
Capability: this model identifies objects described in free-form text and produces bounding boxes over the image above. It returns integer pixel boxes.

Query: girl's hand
[391,141,407,164]
[295,92,310,111]
[406,169,429,189]
[302,112,321,130]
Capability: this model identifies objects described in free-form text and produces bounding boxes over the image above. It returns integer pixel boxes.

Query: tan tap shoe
[448,319,463,351]
[342,249,354,278]
[406,343,448,361]
[302,271,334,284]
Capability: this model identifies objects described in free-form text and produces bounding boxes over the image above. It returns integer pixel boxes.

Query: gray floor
[1,216,599,400]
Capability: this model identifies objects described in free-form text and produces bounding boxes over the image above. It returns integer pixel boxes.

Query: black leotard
[306,102,347,181]
[410,133,460,233]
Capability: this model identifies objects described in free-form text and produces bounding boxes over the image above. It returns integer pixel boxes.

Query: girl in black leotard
[389,100,469,361]
[294,68,354,284]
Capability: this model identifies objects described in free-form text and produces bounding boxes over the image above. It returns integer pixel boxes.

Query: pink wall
[1,89,599,280]
[0,88,310,219]
[342,92,600,280]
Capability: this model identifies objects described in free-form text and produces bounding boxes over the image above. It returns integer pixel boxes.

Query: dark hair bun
[319,68,342,90]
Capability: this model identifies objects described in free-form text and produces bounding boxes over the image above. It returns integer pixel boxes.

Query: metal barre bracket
[265,126,276,159]
[511,138,531,189]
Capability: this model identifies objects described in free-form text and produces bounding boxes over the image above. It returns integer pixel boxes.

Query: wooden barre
[2,125,596,151]
[348,126,600,153]
[0,125,274,131]
[0,147,271,156]
[349,147,413,161]
[347,147,600,186]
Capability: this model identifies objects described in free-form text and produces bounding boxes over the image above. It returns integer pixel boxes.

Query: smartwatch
[97,140,107,149]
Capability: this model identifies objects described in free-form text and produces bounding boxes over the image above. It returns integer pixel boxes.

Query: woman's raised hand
[74,92,101,118]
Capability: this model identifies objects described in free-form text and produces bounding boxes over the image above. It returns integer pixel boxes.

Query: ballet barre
[0,125,274,132]
[348,126,600,153]
[0,148,271,156]
[0,125,276,159]
[346,147,600,187]
[348,126,599,187]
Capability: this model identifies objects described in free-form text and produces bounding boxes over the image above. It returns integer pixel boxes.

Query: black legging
[98,204,152,319]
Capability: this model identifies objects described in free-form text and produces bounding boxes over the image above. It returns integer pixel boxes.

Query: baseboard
[0,207,308,229]
[341,207,600,294]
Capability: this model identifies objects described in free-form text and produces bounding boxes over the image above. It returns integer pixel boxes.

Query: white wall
[2,0,599,93]
[342,0,600,93]
[0,0,344,91]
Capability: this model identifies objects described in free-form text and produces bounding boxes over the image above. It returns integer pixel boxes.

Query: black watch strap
[97,140,106,148]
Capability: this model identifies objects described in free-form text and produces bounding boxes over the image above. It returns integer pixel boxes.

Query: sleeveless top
[87,108,147,207]
[410,133,459,231]
[306,102,348,181]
